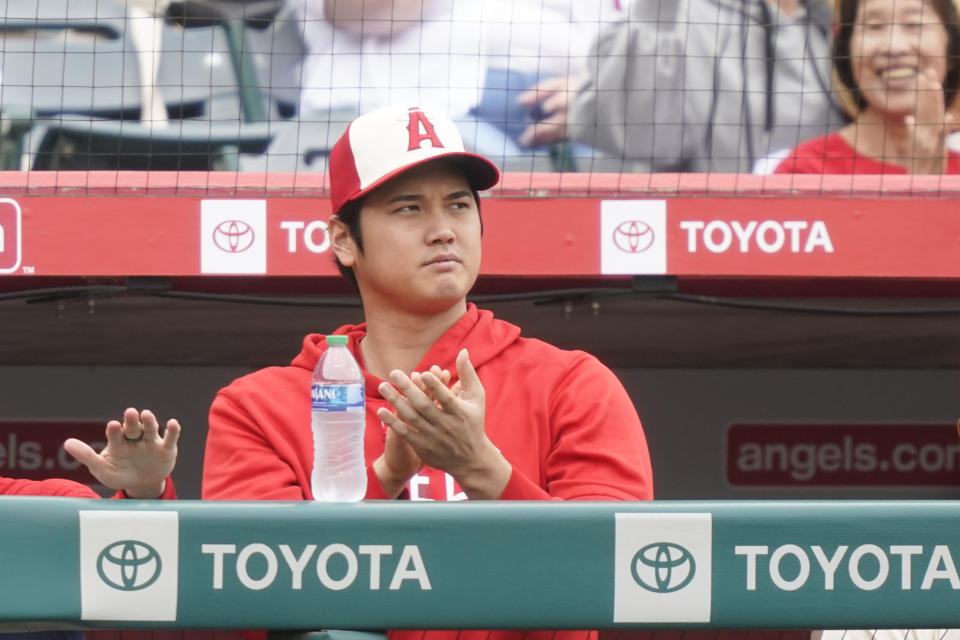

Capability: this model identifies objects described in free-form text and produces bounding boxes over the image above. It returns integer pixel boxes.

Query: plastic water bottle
[310,335,367,502]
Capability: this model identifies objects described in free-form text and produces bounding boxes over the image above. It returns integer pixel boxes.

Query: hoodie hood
[290,303,522,398]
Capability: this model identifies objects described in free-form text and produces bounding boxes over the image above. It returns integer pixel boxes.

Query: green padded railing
[1,499,959,630]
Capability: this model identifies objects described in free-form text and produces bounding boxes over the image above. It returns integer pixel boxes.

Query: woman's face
[851,0,951,117]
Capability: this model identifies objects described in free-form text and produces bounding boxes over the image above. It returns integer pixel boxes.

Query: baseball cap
[328,105,501,214]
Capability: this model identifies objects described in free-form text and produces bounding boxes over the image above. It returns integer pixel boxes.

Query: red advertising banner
[0,421,106,485]
[726,423,960,487]
[0,193,958,279]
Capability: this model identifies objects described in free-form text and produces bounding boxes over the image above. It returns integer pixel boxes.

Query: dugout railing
[1,499,959,630]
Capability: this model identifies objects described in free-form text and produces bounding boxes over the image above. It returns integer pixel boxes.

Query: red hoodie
[0,476,100,497]
[203,304,653,640]
[774,132,960,174]
[0,476,176,499]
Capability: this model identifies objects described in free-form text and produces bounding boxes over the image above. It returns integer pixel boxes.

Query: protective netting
[2,0,960,194]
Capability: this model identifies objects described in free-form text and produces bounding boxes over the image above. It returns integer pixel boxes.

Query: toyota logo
[613,220,655,254]
[96,540,162,591]
[631,542,695,593]
[212,220,255,253]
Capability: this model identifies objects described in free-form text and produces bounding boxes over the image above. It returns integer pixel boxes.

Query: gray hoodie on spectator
[568,0,848,173]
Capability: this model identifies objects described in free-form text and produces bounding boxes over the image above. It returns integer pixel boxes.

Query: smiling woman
[775,0,960,174]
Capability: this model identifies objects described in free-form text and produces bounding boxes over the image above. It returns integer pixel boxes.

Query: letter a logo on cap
[328,104,500,215]
[407,107,444,151]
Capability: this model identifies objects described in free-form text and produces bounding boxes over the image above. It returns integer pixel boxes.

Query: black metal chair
[0,0,141,168]
[0,0,283,170]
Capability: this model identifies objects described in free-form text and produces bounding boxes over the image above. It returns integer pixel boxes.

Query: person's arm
[63,407,180,499]
[567,0,691,171]
[203,390,309,500]
[0,476,100,498]
[500,353,653,501]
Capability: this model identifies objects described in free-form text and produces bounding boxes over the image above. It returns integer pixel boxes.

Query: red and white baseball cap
[329,105,501,214]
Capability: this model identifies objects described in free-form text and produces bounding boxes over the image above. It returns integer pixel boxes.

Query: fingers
[109,408,178,446]
[917,67,941,94]
[946,111,960,133]
[418,370,460,413]
[518,124,540,147]
[518,118,567,147]
[379,371,443,424]
[377,405,418,441]
[103,419,126,448]
[162,419,182,451]
[434,366,452,387]
[376,403,431,457]
[516,77,562,106]
[517,74,572,112]
[122,407,145,442]
[62,438,100,470]
[456,349,483,395]
[412,368,453,408]
[407,366,449,394]
[377,366,465,445]
[541,90,570,115]
[139,410,161,441]
[515,87,540,107]
[122,407,140,428]
[378,377,418,429]
[542,75,572,92]
[390,366,451,400]
[405,367,463,409]
[913,67,945,123]
[381,356,479,405]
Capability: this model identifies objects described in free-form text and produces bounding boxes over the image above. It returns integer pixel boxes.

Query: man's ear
[328,215,356,267]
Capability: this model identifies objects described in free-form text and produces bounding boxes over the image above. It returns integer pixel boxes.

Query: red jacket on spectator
[774,133,960,174]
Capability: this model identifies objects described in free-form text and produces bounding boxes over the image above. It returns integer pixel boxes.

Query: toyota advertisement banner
[0,196,959,278]
[2,500,960,630]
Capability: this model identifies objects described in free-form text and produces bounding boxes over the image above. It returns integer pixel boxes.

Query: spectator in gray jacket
[567,0,849,173]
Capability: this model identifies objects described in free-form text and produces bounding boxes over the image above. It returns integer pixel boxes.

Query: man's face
[344,160,481,315]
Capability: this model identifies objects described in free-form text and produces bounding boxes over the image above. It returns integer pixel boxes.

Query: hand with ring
[63,407,181,499]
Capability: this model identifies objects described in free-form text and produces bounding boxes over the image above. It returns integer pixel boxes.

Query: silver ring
[122,431,145,444]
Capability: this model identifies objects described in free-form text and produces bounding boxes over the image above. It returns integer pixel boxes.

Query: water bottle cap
[325,335,349,346]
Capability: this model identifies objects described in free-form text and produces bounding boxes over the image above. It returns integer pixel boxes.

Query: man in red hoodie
[202,104,653,639]
[1,407,180,499]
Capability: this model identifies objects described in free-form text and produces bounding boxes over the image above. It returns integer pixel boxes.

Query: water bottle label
[311,383,364,412]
